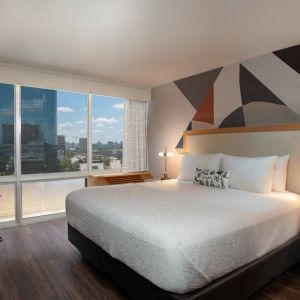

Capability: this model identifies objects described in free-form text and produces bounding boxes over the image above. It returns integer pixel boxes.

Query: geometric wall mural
[173,43,300,152]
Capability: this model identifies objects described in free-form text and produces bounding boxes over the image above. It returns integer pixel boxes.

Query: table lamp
[158,146,174,180]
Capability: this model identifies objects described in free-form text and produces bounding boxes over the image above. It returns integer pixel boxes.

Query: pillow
[178,153,222,181]
[221,154,277,193]
[272,155,289,192]
[194,168,231,189]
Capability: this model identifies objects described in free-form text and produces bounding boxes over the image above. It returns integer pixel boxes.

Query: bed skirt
[68,223,300,300]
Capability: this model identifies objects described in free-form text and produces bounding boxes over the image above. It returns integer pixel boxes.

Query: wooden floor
[0,219,300,300]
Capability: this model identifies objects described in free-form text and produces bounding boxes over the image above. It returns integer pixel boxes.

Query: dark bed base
[68,224,300,300]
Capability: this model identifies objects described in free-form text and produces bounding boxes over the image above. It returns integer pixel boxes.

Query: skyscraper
[21,86,59,173]
[0,83,14,175]
[57,135,66,159]
[79,137,87,150]
[0,83,14,145]
[57,135,66,152]
[21,86,57,145]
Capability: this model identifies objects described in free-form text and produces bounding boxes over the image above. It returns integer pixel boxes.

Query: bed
[67,124,300,300]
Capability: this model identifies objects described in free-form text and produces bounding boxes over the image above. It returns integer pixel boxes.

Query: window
[0,184,15,222]
[0,81,128,224]
[92,95,124,173]
[22,178,85,218]
[21,87,87,174]
[0,83,14,176]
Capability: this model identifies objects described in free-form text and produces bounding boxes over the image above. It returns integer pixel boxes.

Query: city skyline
[0,83,125,175]
[0,85,124,145]
[57,91,124,144]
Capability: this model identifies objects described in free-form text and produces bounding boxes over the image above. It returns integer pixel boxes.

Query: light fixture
[158,146,174,180]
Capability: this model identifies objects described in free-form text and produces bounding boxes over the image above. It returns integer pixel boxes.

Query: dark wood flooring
[0,219,300,300]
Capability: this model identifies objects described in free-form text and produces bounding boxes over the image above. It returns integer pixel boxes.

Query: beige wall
[148,83,194,179]
[0,63,151,101]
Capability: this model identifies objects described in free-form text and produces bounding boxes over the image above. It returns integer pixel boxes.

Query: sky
[57,91,124,143]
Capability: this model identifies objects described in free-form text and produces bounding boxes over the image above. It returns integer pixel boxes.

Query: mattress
[66,180,300,294]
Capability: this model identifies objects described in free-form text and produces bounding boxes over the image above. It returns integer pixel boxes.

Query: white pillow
[221,154,277,193]
[272,155,289,192]
[178,153,222,181]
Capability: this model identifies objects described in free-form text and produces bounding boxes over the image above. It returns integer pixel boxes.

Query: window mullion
[87,94,93,175]
[15,85,22,224]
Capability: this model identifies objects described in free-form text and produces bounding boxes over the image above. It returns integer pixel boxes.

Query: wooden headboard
[183,124,300,194]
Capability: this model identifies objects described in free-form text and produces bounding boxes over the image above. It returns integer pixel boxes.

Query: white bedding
[66,180,300,294]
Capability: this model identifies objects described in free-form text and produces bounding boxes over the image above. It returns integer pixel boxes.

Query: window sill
[20,172,88,182]
[0,176,16,184]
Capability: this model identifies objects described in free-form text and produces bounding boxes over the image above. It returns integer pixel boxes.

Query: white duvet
[66,180,300,294]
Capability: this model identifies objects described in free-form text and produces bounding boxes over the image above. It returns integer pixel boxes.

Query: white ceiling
[1,0,300,88]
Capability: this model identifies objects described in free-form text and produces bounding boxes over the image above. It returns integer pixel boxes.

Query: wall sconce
[158,146,174,180]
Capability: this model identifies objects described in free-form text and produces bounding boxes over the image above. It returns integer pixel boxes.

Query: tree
[102,156,111,169]
[0,154,8,175]
[59,151,80,172]
[5,157,14,174]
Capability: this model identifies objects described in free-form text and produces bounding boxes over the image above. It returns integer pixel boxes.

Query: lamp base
[161,173,170,180]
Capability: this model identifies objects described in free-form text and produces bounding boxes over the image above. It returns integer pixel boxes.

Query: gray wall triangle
[174,67,222,109]
[240,64,284,106]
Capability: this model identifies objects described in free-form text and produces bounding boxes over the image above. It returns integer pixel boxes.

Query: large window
[0,82,127,224]
[0,83,14,176]
[92,95,124,173]
[21,87,87,174]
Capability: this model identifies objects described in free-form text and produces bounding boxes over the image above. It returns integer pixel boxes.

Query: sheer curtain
[122,99,149,172]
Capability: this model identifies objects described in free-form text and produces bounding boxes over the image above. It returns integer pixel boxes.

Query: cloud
[59,130,71,135]
[113,103,124,110]
[93,117,118,126]
[57,106,74,113]
[58,122,73,129]
[78,129,87,136]
[75,120,86,125]
[93,129,103,133]
[82,107,87,111]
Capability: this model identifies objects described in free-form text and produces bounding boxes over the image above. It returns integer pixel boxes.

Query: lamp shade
[158,151,174,157]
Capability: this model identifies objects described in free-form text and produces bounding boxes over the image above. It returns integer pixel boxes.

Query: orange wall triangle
[192,86,214,124]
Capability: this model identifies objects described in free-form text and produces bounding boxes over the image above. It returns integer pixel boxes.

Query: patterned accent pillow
[194,168,231,189]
